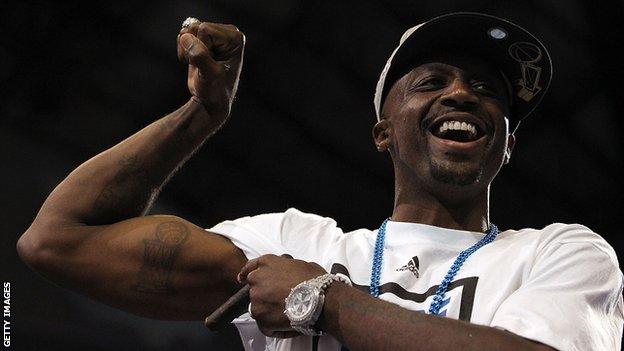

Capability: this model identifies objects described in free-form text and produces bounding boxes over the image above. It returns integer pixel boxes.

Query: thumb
[180,33,195,51]
[179,33,218,77]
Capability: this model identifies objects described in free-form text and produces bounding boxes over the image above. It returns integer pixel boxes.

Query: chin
[429,159,484,187]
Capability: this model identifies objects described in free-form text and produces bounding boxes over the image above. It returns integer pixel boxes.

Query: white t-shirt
[208,208,624,351]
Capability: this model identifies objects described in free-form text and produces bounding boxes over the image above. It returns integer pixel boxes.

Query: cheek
[392,95,441,157]
[395,94,437,132]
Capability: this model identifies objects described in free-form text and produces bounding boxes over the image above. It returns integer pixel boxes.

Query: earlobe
[373,119,392,152]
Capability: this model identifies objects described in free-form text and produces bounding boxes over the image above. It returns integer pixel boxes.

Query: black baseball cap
[373,12,552,133]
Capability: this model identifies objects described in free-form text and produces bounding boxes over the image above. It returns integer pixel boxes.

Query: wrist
[188,96,228,131]
[316,278,351,332]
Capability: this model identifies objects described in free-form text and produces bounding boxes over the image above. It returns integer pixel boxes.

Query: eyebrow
[411,63,452,75]
[414,63,499,80]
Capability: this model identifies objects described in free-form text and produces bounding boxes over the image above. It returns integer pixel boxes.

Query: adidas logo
[396,256,420,278]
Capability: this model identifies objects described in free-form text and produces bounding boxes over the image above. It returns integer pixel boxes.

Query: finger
[178,33,219,77]
[238,257,260,284]
[197,22,245,63]
[245,267,260,284]
[177,21,201,62]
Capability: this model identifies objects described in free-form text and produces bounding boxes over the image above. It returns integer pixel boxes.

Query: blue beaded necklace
[369,219,499,315]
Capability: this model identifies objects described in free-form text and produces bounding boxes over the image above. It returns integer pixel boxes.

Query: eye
[471,80,502,98]
[411,75,446,91]
[472,81,492,91]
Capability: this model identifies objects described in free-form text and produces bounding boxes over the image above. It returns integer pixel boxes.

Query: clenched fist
[238,254,328,338]
[177,20,245,124]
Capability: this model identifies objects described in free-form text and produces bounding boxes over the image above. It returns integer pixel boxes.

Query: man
[17,12,622,351]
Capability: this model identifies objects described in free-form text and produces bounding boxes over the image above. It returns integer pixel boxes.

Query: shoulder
[507,223,619,263]
[491,223,624,350]
[279,208,344,241]
[281,208,339,229]
[502,223,622,296]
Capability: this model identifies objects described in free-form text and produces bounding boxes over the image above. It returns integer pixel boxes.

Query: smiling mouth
[429,120,485,143]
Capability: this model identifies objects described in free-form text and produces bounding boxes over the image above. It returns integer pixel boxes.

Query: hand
[238,254,327,338]
[177,20,245,124]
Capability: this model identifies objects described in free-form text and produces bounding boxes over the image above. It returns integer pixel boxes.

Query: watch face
[285,284,320,323]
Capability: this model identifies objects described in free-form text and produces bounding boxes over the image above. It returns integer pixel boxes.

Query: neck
[391,175,491,233]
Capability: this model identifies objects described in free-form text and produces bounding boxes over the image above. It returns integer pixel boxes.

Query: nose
[440,79,479,110]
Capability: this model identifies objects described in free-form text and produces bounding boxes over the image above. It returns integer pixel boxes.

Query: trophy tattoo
[134,221,190,294]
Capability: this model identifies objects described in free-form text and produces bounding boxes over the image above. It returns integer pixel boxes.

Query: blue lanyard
[369,219,499,315]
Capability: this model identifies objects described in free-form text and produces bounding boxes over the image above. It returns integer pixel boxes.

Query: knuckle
[230,31,245,46]
[197,23,214,39]
[198,22,211,31]
[223,24,239,31]
[246,270,257,283]
[292,258,308,266]
[258,255,271,265]
[245,258,257,270]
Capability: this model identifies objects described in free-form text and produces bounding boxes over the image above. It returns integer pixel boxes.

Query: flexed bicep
[19,215,247,320]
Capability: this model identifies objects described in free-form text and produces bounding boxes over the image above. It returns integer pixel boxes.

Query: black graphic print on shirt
[396,256,420,278]
[330,263,478,321]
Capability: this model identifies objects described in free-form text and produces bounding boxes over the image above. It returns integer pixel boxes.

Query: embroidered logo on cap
[397,256,420,278]
[508,41,543,102]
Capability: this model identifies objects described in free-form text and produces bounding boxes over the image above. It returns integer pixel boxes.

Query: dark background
[2,1,623,350]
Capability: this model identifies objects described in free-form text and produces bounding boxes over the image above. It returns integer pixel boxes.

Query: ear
[373,118,392,152]
[504,133,516,164]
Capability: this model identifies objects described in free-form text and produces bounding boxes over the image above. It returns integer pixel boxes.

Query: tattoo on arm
[92,154,152,220]
[133,221,190,295]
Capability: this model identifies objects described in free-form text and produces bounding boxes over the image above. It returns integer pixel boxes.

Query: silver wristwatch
[284,273,352,336]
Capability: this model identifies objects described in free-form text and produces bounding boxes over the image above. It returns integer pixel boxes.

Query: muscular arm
[318,283,556,351]
[17,21,248,320]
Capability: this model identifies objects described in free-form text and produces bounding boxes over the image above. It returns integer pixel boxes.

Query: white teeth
[440,123,448,133]
[437,120,478,136]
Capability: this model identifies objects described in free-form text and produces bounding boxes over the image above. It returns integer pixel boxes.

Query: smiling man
[17,12,623,351]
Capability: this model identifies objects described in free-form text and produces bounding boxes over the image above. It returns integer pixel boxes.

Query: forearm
[17,98,246,318]
[16,21,250,321]
[32,98,221,227]
[318,283,552,351]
